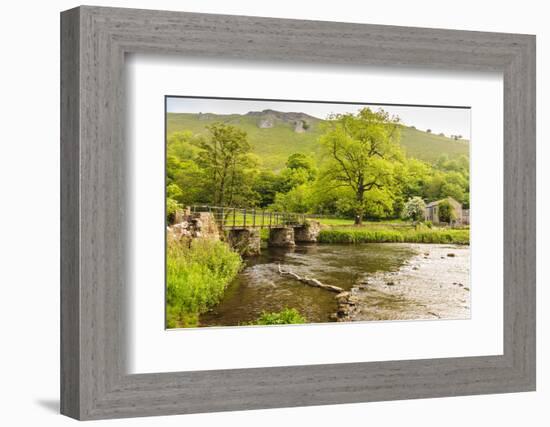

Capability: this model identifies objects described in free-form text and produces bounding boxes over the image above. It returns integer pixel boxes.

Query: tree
[319,108,403,224]
[271,183,313,213]
[196,123,251,206]
[252,170,285,207]
[277,153,318,192]
[286,152,316,173]
[438,199,456,223]
[403,196,426,222]
[441,182,465,203]
[166,183,183,200]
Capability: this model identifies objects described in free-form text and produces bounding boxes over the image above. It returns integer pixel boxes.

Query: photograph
[165,96,471,328]
[50,4,537,421]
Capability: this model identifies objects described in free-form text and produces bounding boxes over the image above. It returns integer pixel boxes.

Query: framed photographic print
[61,6,536,420]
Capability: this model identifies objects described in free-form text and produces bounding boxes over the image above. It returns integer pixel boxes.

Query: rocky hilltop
[246,109,320,133]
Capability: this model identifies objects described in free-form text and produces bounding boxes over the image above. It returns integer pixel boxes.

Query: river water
[199,243,419,327]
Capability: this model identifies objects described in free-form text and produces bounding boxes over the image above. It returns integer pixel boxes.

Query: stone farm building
[425,197,469,225]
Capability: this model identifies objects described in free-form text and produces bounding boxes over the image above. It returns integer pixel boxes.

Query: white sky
[167,97,471,139]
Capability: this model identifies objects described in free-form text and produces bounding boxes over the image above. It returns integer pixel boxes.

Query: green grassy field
[167,112,469,169]
[314,217,356,226]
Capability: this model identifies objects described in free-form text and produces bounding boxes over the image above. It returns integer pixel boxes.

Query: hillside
[167,111,469,170]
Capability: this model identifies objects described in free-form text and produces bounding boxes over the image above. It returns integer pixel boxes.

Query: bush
[166,239,242,328]
[438,200,457,223]
[251,308,306,325]
[166,197,180,224]
[402,196,426,222]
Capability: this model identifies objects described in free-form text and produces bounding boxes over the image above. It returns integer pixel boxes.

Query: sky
[166,97,471,140]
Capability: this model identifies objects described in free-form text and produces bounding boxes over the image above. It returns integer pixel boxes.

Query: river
[199,243,465,327]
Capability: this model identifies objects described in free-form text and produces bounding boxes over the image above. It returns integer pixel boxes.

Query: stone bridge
[227,222,321,256]
[187,205,321,256]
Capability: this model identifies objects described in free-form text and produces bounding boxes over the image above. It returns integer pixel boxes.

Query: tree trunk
[354,187,365,225]
[354,212,363,226]
[217,166,228,206]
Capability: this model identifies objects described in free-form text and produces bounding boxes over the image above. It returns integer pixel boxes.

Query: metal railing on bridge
[191,205,307,230]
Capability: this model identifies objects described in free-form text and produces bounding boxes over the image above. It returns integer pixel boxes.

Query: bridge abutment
[227,228,261,256]
[293,220,321,243]
[268,227,296,248]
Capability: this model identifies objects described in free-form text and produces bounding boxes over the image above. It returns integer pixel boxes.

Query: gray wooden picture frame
[60,5,536,420]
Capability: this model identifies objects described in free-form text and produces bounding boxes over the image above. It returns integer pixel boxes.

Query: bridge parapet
[190,205,306,230]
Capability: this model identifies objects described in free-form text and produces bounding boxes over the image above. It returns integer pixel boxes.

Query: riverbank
[341,244,470,321]
[318,225,469,245]
[166,238,242,328]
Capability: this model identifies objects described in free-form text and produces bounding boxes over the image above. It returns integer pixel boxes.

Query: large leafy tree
[196,123,252,206]
[319,108,404,224]
[166,132,209,206]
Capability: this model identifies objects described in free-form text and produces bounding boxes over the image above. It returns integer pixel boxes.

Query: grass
[318,224,469,245]
[166,238,242,328]
[249,308,306,325]
[314,217,412,227]
[167,112,469,169]
[315,217,356,226]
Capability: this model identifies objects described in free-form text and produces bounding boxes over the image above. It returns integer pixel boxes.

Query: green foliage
[319,228,404,243]
[319,107,404,224]
[318,225,469,245]
[197,122,253,206]
[286,153,317,176]
[165,108,470,220]
[166,113,469,169]
[251,170,285,207]
[166,239,242,328]
[403,196,426,221]
[271,183,314,213]
[166,197,180,224]
[437,200,457,223]
[166,183,183,199]
[251,308,306,325]
[166,131,210,206]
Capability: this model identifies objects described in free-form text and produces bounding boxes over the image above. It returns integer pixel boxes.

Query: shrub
[166,197,180,224]
[166,239,242,328]
[438,200,457,223]
[402,196,426,222]
[251,308,306,325]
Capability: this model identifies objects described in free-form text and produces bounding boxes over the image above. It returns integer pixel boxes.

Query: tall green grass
[318,226,469,245]
[166,239,242,328]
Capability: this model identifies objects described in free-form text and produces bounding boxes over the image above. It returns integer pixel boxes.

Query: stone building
[425,196,467,225]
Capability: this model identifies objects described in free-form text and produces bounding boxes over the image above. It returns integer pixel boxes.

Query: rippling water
[199,243,417,327]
